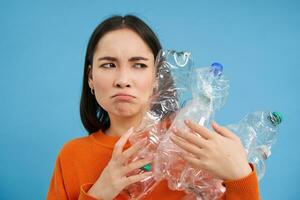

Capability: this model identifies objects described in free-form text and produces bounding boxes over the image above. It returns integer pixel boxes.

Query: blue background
[0,0,299,199]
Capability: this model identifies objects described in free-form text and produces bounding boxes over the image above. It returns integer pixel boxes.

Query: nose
[113,69,131,88]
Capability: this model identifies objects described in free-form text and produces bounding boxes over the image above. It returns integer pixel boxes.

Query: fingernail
[184,120,190,125]
[172,127,178,133]
[212,121,218,126]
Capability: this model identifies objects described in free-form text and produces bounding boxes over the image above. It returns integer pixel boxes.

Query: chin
[112,106,141,117]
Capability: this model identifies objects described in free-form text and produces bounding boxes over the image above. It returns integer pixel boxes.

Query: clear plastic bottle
[247,145,269,181]
[173,62,228,129]
[227,111,283,180]
[122,128,160,200]
[155,62,229,194]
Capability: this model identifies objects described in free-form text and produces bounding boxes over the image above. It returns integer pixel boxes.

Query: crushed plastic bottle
[247,146,269,181]
[154,62,229,199]
[181,111,283,200]
[227,111,283,180]
[172,62,229,129]
[124,128,160,200]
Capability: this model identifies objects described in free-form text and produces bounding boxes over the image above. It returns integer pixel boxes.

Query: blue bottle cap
[210,62,223,77]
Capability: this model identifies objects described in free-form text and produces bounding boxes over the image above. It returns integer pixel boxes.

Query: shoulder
[58,133,94,160]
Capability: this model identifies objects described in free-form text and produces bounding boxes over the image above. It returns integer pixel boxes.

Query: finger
[122,158,152,175]
[121,139,147,163]
[211,121,239,140]
[182,155,208,171]
[112,127,134,159]
[172,127,209,149]
[170,134,206,158]
[123,171,153,186]
[184,120,212,140]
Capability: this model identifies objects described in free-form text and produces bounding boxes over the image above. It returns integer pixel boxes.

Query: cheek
[136,75,155,98]
[135,67,156,99]
[94,74,111,93]
[93,73,112,107]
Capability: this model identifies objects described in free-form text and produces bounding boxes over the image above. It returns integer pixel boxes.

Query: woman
[46,15,260,200]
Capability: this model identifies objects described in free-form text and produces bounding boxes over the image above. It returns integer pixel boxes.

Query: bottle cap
[270,112,282,126]
[141,164,152,171]
[210,62,223,77]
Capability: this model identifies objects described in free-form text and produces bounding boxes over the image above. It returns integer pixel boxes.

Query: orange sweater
[46,129,260,200]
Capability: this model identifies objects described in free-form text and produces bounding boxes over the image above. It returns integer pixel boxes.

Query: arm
[220,163,260,200]
[79,183,131,200]
[46,155,69,200]
[46,128,150,200]
[46,153,102,200]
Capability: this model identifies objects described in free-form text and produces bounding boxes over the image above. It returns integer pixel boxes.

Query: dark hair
[80,15,163,134]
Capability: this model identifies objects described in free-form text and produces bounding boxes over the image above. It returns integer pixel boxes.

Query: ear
[88,65,94,89]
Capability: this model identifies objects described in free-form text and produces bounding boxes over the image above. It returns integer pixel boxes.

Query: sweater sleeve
[46,155,103,200]
[220,163,260,200]
[46,154,69,200]
[79,183,101,200]
[46,151,130,200]
[79,183,131,200]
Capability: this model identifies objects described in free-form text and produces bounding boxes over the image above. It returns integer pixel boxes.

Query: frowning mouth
[111,93,136,101]
[112,93,136,98]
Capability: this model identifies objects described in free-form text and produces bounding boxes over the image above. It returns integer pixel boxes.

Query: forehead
[94,28,154,59]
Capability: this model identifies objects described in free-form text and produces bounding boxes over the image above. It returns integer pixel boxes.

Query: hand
[87,128,152,200]
[170,120,252,181]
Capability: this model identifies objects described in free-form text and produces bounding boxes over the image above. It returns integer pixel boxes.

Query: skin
[88,28,156,137]
[86,28,252,199]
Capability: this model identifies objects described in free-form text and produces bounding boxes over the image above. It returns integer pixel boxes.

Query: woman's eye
[134,63,147,68]
[100,63,115,68]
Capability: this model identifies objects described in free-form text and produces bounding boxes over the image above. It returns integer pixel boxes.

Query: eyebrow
[97,56,149,62]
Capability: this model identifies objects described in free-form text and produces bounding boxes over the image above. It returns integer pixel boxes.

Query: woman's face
[88,28,156,118]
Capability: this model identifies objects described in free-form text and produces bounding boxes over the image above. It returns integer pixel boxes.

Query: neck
[105,113,144,137]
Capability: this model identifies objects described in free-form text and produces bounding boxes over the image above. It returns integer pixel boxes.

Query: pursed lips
[111,93,136,98]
